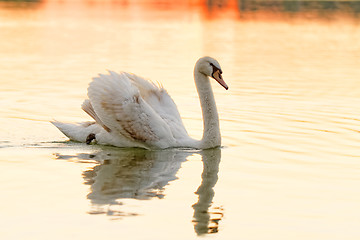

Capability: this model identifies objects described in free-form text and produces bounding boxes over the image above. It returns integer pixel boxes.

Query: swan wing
[81,99,111,132]
[124,72,189,139]
[87,71,175,147]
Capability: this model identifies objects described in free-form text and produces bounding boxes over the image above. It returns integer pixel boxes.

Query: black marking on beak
[210,63,222,75]
[212,71,223,80]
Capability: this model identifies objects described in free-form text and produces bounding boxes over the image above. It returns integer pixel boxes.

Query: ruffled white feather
[52,57,225,149]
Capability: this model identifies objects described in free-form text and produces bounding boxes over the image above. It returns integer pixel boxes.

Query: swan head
[196,56,228,90]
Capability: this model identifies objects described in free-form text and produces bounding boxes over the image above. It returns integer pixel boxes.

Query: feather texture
[52,57,226,149]
[87,71,176,148]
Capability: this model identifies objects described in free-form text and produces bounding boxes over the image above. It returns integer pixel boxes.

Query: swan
[52,56,228,149]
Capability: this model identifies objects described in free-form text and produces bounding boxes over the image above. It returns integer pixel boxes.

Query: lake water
[1,1,360,239]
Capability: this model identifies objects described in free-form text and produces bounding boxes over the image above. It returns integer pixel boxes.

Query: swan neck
[194,70,221,148]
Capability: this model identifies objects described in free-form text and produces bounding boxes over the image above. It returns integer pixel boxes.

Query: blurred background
[1,1,360,240]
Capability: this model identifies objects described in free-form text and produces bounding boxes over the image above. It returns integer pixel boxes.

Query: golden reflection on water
[55,148,223,234]
[1,1,360,239]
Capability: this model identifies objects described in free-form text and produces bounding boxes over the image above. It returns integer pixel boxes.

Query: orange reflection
[3,0,360,22]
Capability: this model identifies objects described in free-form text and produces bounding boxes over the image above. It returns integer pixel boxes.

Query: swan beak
[212,70,228,90]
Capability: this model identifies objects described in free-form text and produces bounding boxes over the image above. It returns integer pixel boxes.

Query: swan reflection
[55,147,222,234]
[192,148,223,235]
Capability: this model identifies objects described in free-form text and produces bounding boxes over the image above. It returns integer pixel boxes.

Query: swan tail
[51,120,99,143]
[81,99,111,132]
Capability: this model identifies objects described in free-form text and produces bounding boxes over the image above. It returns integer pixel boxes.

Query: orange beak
[212,70,228,90]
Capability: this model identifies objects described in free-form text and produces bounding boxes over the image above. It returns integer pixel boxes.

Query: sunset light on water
[1,1,360,239]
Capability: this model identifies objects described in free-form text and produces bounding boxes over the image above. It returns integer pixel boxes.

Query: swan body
[52,56,228,149]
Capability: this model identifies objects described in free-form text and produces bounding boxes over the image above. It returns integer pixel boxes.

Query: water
[1,1,360,239]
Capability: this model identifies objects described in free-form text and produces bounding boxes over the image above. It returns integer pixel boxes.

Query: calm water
[1,1,360,239]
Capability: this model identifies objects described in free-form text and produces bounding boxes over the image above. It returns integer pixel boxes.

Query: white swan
[52,56,228,149]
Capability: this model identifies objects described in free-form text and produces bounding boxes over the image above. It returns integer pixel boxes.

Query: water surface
[1,1,360,239]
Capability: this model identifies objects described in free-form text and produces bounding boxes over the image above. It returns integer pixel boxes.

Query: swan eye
[210,63,222,75]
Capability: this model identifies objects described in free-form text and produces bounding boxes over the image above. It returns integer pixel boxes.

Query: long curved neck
[194,70,221,149]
